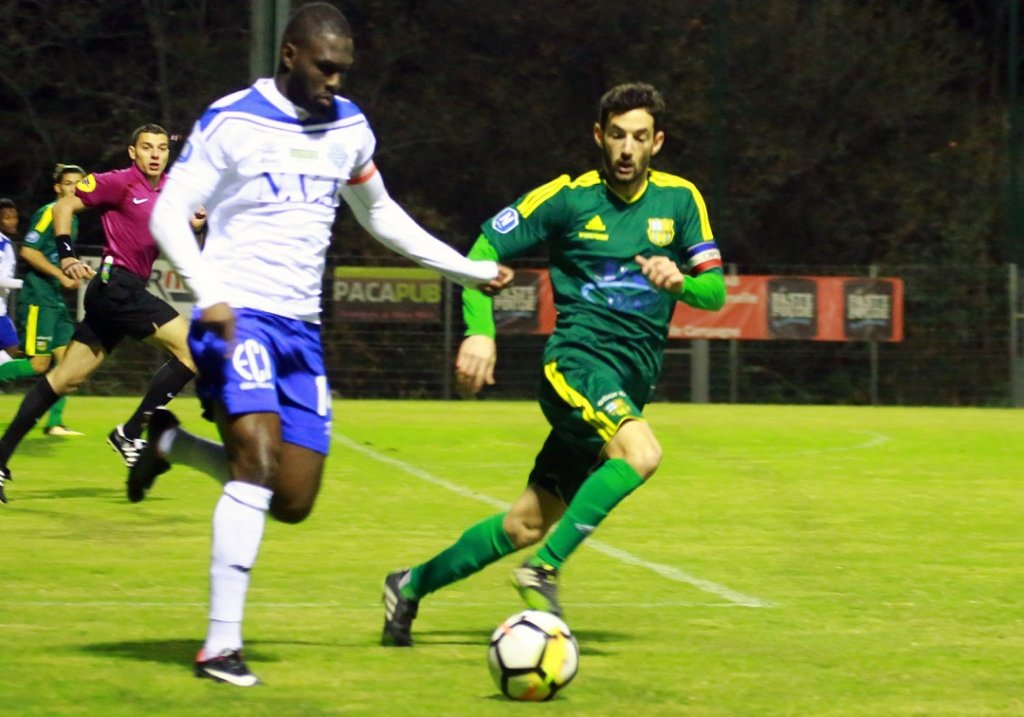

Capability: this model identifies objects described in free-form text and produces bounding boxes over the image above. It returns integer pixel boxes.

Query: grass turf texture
[0,396,1021,716]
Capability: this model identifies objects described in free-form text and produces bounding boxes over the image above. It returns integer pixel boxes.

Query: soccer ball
[487,610,579,701]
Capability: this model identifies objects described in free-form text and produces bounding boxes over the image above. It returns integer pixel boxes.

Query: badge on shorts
[646,218,675,247]
[492,207,520,234]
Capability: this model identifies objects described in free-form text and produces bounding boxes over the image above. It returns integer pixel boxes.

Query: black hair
[598,83,666,131]
[282,2,352,48]
[0,198,16,211]
[130,123,169,146]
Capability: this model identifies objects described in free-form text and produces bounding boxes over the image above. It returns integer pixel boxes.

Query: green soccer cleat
[513,560,563,617]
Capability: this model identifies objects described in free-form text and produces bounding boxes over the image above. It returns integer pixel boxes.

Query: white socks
[203,480,273,657]
[161,427,231,485]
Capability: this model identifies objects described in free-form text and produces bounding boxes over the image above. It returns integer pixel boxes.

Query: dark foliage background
[0,0,1017,404]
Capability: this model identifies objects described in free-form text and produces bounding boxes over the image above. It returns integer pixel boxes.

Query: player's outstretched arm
[339,168,500,289]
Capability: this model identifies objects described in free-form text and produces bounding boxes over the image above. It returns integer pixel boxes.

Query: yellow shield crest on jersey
[76,174,97,193]
[647,218,674,247]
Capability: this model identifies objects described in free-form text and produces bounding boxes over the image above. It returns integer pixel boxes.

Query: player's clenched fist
[635,254,685,293]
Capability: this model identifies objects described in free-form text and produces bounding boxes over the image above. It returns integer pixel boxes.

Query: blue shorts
[0,315,19,349]
[189,308,332,455]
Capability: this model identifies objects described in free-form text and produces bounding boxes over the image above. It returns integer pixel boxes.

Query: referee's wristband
[56,234,77,261]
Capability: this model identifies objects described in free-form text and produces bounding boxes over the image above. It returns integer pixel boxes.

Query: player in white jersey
[0,200,26,420]
[141,2,512,687]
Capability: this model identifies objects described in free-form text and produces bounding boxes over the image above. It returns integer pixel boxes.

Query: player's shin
[0,377,61,464]
[534,458,643,568]
[409,513,516,598]
[204,480,272,656]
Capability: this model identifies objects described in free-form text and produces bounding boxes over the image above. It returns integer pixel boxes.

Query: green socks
[45,396,67,429]
[406,513,516,599]
[0,359,38,382]
[534,458,644,569]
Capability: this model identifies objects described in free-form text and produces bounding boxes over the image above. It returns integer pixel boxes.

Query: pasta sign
[333,267,442,322]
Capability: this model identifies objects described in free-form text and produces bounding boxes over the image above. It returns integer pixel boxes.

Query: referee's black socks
[0,378,61,465]
[122,357,196,440]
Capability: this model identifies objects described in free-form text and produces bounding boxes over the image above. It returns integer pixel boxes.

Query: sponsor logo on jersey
[492,207,520,234]
[328,143,349,169]
[578,214,609,241]
[646,217,675,247]
[232,338,274,390]
[76,174,97,193]
[132,197,149,205]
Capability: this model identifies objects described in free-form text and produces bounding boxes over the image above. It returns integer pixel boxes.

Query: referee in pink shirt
[0,124,201,502]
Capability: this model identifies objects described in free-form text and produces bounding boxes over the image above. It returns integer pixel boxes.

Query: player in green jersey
[0,165,87,436]
[382,83,727,645]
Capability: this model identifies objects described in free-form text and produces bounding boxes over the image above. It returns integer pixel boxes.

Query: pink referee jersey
[74,164,165,279]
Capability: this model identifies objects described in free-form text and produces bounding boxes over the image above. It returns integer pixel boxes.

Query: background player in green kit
[382,83,727,646]
[0,165,87,435]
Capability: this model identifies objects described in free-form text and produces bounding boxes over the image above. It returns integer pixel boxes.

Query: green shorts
[527,358,648,502]
[17,301,75,356]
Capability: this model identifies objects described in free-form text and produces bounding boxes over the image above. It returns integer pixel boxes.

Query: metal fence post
[1010,264,1024,407]
[442,279,453,400]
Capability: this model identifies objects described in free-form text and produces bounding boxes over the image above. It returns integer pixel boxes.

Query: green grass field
[0,397,1021,716]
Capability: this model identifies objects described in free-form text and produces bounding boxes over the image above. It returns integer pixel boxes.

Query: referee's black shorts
[73,266,180,353]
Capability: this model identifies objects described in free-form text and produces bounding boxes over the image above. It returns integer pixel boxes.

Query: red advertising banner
[669,275,904,342]
[498,270,903,342]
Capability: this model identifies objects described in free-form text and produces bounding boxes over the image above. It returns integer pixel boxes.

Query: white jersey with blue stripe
[168,78,375,322]
[0,234,17,316]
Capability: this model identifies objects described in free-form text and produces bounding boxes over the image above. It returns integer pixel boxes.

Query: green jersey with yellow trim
[480,169,723,382]
[20,202,79,307]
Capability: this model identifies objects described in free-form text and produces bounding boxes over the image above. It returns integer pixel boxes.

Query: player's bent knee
[625,443,662,480]
[269,499,314,524]
[502,515,545,549]
[268,482,319,524]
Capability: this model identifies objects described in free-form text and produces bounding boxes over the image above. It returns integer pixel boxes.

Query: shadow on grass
[13,487,120,500]
[80,638,330,669]
[408,628,494,647]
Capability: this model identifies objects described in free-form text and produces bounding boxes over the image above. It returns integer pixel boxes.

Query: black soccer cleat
[126,408,180,503]
[382,569,419,647]
[0,464,10,504]
[194,648,261,687]
[513,560,563,617]
[108,424,146,468]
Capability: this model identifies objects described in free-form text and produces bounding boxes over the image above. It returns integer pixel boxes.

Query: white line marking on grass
[6,600,752,610]
[777,430,890,458]
[333,433,773,608]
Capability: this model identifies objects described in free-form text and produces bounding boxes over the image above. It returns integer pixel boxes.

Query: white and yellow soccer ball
[487,609,580,701]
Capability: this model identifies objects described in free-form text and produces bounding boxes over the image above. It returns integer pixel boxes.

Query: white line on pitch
[332,433,773,609]
[4,600,756,610]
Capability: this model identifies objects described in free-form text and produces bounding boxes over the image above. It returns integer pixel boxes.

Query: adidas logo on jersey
[578,214,609,241]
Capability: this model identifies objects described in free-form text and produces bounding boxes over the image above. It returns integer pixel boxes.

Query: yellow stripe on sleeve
[32,206,54,234]
[517,175,571,219]
[651,171,714,241]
